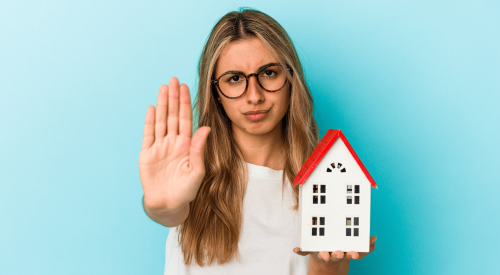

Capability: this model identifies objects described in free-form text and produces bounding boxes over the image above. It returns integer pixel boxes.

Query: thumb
[189,126,211,170]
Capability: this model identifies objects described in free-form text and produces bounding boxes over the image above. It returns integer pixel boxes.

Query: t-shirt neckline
[246,162,283,180]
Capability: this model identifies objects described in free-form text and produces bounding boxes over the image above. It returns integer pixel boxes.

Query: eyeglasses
[212,63,292,99]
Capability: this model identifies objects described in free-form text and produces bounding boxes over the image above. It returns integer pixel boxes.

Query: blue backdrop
[1,0,499,274]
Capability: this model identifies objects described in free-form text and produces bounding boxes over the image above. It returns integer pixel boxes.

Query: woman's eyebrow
[256,62,277,72]
[220,62,277,76]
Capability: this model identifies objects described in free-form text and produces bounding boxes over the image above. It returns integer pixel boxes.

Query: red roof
[292,129,378,189]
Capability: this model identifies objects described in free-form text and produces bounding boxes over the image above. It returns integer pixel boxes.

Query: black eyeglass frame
[211,63,293,99]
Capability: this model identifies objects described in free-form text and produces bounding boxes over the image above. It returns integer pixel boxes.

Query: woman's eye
[264,70,276,77]
[229,76,241,82]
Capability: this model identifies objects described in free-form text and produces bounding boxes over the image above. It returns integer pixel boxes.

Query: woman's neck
[232,123,285,171]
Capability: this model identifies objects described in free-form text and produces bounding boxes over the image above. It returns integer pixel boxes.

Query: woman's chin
[234,121,281,136]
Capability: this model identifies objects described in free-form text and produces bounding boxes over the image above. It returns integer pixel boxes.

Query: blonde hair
[178,8,319,266]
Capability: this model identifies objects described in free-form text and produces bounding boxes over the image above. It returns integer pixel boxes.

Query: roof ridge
[292,129,377,189]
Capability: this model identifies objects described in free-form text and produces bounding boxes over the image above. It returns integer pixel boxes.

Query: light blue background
[1,0,499,274]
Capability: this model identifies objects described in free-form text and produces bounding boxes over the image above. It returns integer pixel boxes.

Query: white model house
[293,129,377,252]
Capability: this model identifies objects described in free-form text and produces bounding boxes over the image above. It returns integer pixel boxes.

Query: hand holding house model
[293,129,378,253]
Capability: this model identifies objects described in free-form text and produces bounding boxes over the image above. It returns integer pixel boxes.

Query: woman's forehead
[216,37,278,75]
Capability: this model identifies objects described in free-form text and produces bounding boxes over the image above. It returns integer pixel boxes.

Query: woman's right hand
[139,77,211,216]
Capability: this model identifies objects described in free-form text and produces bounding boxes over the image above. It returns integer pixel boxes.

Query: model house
[293,129,377,252]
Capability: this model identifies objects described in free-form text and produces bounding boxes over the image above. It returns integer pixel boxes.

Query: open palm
[139,77,210,216]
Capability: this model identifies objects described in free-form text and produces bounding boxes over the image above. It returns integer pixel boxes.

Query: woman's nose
[246,75,265,104]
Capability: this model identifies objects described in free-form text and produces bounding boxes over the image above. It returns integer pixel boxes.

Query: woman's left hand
[293,236,376,274]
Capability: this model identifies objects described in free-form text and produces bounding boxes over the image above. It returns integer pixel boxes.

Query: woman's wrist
[339,260,351,275]
[142,196,189,227]
[308,257,342,275]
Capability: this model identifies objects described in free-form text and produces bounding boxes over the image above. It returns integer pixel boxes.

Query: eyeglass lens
[218,65,287,98]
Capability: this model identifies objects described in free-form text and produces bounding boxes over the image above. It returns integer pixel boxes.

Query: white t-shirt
[164,163,309,275]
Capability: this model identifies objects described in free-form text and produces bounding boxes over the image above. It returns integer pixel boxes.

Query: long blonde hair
[178,8,319,266]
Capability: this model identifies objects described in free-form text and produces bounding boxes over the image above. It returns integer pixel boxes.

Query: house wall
[299,137,372,252]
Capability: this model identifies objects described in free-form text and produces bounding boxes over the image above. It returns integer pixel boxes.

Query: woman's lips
[243,110,269,121]
[245,112,267,121]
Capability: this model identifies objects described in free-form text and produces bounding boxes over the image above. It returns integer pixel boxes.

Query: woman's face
[214,37,290,137]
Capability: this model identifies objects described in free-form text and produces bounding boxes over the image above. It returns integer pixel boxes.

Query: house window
[312,216,326,237]
[313,184,326,205]
[320,184,326,204]
[326,162,347,173]
[346,217,360,237]
[347,184,360,205]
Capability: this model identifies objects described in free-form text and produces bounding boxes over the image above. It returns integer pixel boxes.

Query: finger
[362,236,377,256]
[190,126,211,170]
[167,77,180,136]
[328,250,344,262]
[317,251,330,261]
[141,105,155,149]
[293,247,309,257]
[345,251,359,260]
[369,242,376,253]
[359,244,375,259]
[155,85,168,140]
[179,83,192,137]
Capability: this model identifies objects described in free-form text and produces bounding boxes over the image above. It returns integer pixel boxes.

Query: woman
[139,9,376,275]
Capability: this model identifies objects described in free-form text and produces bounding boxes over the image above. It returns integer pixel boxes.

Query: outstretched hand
[293,236,376,274]
[139,77,211,216]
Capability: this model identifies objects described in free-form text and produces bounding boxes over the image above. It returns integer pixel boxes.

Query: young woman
[139,9,376,275]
